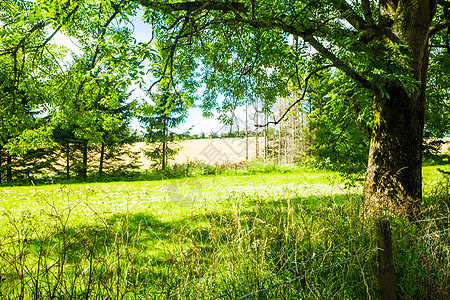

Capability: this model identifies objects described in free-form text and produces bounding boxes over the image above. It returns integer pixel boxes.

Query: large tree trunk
[362,1,436,220]
[362,87,425,219]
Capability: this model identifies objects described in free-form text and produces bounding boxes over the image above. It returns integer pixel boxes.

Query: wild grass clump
[392,214,450,299]
[159,159,298,178]
[393,168,450,299]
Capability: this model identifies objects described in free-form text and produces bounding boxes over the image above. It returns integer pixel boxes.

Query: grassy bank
[0,166,448,299]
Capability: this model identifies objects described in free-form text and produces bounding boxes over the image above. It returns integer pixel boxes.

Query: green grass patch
[0,167,448,299]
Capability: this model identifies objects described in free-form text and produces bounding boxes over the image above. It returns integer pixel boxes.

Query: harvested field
[130,137,266,168]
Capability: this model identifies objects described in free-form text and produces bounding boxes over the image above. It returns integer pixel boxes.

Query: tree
[140,91,188,169]
[51,54,139,179]
[138,38,194,169]
[130,0,450,219]
[0,0,61,183]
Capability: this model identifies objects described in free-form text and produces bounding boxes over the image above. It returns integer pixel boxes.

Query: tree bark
[362,87,425,219]
[66,142,70,180]
[99,142,105,177]
[81,142,88,180]
[362,1,436,220]
[6,154,12,183]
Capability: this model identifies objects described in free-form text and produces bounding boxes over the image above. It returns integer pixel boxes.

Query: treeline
[0,2,189,183]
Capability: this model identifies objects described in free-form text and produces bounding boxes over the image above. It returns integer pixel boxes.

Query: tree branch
[302,33,377,93]
[210,16,377,93]
[430,20,450,35]
[361,0,374,25]
[330,0,366,30]
[0,4,80,56]
[136,1,379,97]
[75,9,120,100]
[138,0,248,14]
[257,64,334,128]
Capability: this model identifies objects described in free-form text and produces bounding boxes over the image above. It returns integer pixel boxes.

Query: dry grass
[128,137,269,168]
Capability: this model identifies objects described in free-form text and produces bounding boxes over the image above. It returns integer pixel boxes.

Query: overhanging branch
[330,0,366,30]
[257,64,334,128]
[138,0,248,14]
[430,20,450,35]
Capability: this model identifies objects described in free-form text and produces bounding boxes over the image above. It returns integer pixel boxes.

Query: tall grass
[0,168,448,299]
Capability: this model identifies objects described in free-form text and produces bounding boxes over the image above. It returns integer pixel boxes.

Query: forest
[1,0,449,299]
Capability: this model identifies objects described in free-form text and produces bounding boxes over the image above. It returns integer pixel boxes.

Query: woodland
[1,1,450,298]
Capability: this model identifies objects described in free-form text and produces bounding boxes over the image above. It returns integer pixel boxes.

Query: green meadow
[0,166,448,299]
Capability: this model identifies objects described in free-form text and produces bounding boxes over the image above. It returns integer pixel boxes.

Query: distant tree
[209,132,219,139]
[138,40,194,169]
[51,59,138,179]
[140,91,187,169]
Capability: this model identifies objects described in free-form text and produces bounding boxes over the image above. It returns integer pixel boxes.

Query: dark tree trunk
[6,154,12,183]
[362,1,436,220]
[81,142,88,180]
[362,88,425,219]
[162,118,167,170]
[99,142,105,177]
[66,142,70,180]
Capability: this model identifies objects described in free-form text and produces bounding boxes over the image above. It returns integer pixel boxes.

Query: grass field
[0,165,448,299]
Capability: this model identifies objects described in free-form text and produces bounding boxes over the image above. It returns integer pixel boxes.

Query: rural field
[130,137,267,168]
[129,137,450,167]
[0,164,448,299]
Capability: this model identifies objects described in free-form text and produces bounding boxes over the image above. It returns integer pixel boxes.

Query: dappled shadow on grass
[3,188,447,299]
[0,192,378,299]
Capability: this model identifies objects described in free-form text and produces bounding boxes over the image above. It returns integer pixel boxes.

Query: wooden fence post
[376,219,396,300]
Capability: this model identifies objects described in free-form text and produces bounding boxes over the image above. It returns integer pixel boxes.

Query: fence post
[376,219,396,300]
